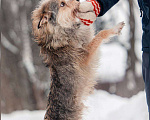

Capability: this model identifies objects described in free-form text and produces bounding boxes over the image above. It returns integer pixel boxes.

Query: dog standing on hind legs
[32,0,125,119]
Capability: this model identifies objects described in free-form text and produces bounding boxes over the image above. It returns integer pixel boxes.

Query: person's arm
[97,0,119,16]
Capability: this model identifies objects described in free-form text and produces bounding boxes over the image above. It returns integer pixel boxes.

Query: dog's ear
[38,13,50,29]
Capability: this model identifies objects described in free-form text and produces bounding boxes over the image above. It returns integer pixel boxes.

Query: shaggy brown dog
[32,0,125,119]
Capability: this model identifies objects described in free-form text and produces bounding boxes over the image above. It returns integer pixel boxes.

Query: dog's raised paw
[113,21,125,35]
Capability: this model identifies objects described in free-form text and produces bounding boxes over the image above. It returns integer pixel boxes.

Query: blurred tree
[114,0,144,97]
[95,0,144,97]
[1,0,50,113]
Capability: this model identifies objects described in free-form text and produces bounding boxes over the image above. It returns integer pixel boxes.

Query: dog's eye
[60,2,65,7]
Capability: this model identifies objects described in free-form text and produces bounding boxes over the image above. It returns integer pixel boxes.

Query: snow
[2,110,45,120]
[83,90,149,120]
[106,92,149,120]
[97,43,127,82]
[2,90,149,120]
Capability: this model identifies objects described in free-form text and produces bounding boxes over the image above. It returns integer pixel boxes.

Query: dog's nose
[76,0,79,1]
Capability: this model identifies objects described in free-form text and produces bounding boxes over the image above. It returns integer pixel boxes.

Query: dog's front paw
[113,21,125,35]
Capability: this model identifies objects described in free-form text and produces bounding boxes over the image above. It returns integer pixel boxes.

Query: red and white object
[78,0,101,26]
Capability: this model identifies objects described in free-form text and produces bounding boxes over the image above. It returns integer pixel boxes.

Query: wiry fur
[32,0,125,119]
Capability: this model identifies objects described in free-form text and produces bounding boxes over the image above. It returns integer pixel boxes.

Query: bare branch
[1,33,19,54]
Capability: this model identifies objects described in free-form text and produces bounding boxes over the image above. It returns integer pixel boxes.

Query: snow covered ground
[97,43,127,82]
[2,90,149,120]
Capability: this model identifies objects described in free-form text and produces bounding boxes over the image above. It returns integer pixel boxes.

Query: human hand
[78,0,100,26]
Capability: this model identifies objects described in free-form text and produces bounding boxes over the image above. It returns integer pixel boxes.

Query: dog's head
[32,0,79,29]
[32,0,80,48]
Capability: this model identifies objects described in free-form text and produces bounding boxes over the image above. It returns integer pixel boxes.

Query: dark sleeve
[97,0,119,16]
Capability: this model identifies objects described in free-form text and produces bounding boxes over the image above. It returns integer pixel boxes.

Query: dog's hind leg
[85,21,125,64]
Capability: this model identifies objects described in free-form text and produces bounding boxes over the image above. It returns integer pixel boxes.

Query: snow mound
[83,90,149,120]
[105,92,149,120]
[2,110,45,120]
